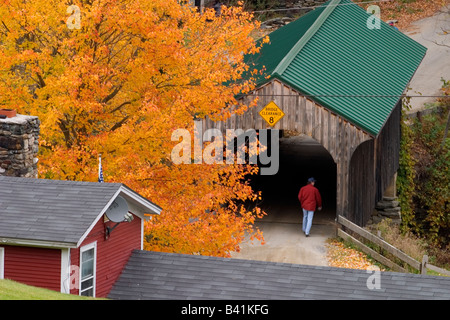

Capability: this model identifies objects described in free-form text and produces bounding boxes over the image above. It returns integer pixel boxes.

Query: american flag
[98,154,104,183]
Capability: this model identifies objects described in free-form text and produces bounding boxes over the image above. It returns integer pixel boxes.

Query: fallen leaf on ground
[325,238,386,271]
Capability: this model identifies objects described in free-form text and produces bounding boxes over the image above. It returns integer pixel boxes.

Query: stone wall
[371,196,402,225]
[0,111,40,178]
[369,174,402,225]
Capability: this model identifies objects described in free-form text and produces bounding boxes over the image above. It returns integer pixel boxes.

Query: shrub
[370,219,427,262]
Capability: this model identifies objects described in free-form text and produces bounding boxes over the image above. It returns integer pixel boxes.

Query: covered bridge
[203,0,427,226]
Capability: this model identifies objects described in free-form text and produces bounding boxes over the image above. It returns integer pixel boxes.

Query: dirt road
[230,199,336,266]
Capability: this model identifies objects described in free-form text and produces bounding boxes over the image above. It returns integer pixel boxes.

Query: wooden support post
[421,255,428,275]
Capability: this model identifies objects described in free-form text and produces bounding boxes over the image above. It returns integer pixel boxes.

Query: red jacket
[298,184,322,211]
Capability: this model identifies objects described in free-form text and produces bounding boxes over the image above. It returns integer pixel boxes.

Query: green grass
[0,279,104,300]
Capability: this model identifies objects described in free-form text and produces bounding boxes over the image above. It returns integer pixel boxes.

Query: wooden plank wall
[374,100,401,203]
[346,100,401,226]
[203,79,376,221]
[348,139,376,226]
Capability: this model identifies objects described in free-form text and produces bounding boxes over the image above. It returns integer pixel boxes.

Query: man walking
[298,177,322,237]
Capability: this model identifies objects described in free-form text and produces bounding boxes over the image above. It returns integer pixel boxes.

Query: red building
[0,176,161,298]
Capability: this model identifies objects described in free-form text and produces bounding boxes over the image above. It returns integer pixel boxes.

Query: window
[0,247,4,279]
[79,242,96,297]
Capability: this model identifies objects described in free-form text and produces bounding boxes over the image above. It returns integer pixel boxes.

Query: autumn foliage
[0,0,267,256]
[368,0,447,30]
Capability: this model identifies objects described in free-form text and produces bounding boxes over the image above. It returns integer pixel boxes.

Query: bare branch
[110,101,132,113]
[101,85,122,104]
[36,72,46,88]
[1,20,10,33]
[110,115,130,131]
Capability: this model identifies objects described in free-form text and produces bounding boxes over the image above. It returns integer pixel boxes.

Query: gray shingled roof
[0,176,159,246]
[108,250,450,300]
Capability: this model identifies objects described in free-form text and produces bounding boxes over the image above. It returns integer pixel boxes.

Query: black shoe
[305,234,310,237]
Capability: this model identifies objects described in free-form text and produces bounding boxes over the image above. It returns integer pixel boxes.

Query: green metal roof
[246,0,427,136]
[247,4,326,83]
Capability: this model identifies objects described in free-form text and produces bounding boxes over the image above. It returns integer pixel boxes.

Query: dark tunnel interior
[250,133,337,222]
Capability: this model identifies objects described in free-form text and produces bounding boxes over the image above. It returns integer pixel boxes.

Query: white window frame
[0,247,4,279]
[60,248,70,294]
[79,242,97,297]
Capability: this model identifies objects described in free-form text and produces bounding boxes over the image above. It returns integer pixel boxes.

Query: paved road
[404,6,450,112]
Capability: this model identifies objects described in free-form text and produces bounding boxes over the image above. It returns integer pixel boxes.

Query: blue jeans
[302,209,314,235]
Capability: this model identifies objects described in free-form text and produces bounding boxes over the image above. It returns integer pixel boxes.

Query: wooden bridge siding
[347,100,402,226]
[374,100,401,203]
[348,139,376,226]
[205,80,372,160]
[203,79,374,220]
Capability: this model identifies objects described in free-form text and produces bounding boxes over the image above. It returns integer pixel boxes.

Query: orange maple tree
[0,0,267,256]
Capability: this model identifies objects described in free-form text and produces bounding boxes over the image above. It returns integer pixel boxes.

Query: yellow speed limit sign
[259,101,285,127]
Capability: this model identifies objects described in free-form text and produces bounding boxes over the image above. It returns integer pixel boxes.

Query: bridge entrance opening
[251,132,337,225]
[231,132,337,265]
